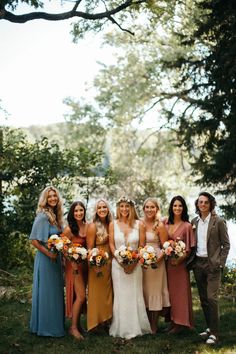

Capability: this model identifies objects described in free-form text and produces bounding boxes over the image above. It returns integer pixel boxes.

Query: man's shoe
[206,334,218,345]
[199,328,210,339]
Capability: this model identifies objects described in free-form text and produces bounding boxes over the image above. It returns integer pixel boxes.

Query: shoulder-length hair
[37,186,64,228]
[93,198,113,236]
[168,195,189,224]
[195,191,216,215]
[116,200,139,228]
[67,201,86,236]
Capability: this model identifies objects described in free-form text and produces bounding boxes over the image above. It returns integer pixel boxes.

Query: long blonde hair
[143,197,161,228]
[37,186,64,228]
[116,198,139,228]
[93,198,113,236]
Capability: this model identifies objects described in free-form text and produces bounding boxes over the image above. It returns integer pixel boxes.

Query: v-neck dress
[109,220,151,339]
[166,221,195,328]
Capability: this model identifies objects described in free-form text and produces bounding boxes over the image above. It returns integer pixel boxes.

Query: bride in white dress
[109,197,151,339]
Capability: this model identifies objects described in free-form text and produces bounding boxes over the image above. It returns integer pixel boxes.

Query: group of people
[29,186,230,346]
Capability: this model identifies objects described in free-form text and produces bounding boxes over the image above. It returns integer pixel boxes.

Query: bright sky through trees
[0,2,111,127]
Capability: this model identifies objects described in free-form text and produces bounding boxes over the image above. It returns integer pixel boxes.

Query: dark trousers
[193,257,221,335]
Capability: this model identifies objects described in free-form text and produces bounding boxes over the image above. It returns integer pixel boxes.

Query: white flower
[146,245,155,253]
[119,245,127,252]
[143,252,149,260]
[114,250,119,257]
[91,248,99,256]
[163,241,170,249]
[73,254,79,260]
[50,234,59,240]
[55,241,63,251]
[178,241,186,249]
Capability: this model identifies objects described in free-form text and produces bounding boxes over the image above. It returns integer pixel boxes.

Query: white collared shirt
[196,213,211,257]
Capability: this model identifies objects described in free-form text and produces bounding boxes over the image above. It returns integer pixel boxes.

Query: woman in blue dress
[29,186,65,337]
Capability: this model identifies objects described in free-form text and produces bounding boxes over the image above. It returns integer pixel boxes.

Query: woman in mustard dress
[87,198,113,331]
[63,201,88,340]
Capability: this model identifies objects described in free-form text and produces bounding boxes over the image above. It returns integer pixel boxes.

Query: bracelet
[73,269,79,275]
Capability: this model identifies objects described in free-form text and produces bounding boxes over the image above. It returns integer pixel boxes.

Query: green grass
[0,270,236,354]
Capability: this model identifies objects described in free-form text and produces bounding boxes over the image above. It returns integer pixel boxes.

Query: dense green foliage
[0,127,104,269]
[72,1,234,219]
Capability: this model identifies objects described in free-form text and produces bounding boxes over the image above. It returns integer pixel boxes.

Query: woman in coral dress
[142,198,170,334]
[63,201,88,340]
[165,195,195,333]
[87,199,113,332]
[109,197,151,339]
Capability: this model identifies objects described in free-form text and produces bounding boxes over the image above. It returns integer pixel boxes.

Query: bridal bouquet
[139,245,158,269]
[114,245,139,265]
[47,234,71,253]
[64,243,88,263]
[162,238,186,259]
[89,247,109,277]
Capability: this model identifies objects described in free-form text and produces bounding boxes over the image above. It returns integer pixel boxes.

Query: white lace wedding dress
[109,220,151,339]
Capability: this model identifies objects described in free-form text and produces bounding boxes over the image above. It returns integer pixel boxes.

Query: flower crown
[116,196,135,206]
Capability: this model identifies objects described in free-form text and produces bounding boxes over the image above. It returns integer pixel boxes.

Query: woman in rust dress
[165,195,195,334]
[64,201,88,340]
[87,198,113,332]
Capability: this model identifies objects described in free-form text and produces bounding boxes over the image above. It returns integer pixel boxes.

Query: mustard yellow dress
[87,231,113,331]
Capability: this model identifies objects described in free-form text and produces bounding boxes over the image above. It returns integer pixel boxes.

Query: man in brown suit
[190,192,230,345]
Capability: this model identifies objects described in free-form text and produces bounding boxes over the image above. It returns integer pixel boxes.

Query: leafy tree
[1,0,152,37]
[160,0,236,219]
[0,127,103,268]
[88,1,236,219]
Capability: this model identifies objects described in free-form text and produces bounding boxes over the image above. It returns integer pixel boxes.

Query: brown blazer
[188,213,230,272]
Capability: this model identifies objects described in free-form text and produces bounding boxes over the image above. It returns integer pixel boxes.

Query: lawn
[0,269,236,354]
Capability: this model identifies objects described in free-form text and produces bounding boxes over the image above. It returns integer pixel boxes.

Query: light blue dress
[29,212,65,337]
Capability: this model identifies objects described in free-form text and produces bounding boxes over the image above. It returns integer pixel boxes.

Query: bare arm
[86,223,96,251]
[31,240,57,260]
[109,222,116,257]
[62,225,73,240]
[158,222,168,245]
[139,221,146,248]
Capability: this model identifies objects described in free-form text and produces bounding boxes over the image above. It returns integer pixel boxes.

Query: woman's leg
[69,272,86,340]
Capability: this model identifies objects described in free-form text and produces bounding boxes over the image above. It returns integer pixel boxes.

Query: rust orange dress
[65,234,87,318]
[166,222,195,328]
[87,231,113,331]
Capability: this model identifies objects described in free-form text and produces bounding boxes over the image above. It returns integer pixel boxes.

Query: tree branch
[0,0,147,24]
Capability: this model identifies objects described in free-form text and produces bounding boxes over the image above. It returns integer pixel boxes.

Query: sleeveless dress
[143,231,170,311]
[109,220,151,339]
[29,212,65,337]
[166,221,195,328]
[65,234,87,318]
[87,229,113,331]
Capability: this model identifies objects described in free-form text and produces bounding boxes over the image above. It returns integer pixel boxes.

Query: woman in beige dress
[142,198,170,334]
[87,199,113,332]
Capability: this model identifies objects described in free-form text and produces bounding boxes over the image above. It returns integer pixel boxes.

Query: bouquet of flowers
[89,247,109,277]
[138,245,158,269]
[64,243,88,263]
[162,238,186,259]
[47,234,71,253]
[114,245,139,265]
